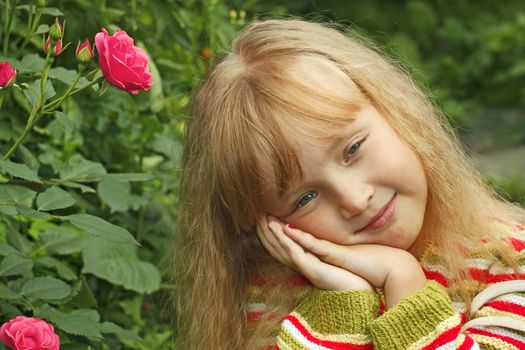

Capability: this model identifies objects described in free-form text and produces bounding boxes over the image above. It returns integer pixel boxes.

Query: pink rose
[94,28,153,94]
[0,316,60,350]
[0,61,17,88]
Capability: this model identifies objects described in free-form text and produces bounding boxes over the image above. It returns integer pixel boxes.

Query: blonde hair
[171,19,525,349]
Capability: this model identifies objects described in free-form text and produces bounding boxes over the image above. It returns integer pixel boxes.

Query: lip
[356,193,397,233]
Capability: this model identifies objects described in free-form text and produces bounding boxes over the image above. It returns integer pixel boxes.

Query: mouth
[356,193,397,233]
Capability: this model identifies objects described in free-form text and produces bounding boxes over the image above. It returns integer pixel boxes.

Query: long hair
[171,19,525,349]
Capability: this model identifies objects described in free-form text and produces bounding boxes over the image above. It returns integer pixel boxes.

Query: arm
[283,224,525,349]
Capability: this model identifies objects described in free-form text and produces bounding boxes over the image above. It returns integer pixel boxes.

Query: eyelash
[344,138,365,161]
[295,192,317,210]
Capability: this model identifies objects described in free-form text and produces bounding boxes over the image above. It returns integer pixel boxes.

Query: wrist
[384,254,426,309]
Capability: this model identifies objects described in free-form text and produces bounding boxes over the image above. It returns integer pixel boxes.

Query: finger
[256,217,291,265]
[282,225,346,266]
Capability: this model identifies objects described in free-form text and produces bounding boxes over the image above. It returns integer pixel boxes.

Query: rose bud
[48,18,63,41]
[44,37,63,56]
[0,61,17,88]
[0,316,60,350]
[94,28,153,94]
[76,39,94,62]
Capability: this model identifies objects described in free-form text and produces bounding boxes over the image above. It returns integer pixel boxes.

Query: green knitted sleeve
[277,288,380,348]
[368,281,457,350]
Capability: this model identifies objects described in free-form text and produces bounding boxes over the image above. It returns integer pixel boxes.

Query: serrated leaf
[0,185,37,206]
[66,214,138,245]
[20,276,71,300]
[82,237,159,293]
[36,186,76,211]
[40,226,85,255]
[34,304,103,339]
[35,256,77,281]
[0,205,17,216]
[59,155,107,182]
[0,283,20,300]
[22,79,56,107]
[0,253,33,276]
[0,160,42,183]
[16,54,45,73]
[69,277,97,308]
[16,205,51,219]
[97,179,130,212]
[17,145,40,173]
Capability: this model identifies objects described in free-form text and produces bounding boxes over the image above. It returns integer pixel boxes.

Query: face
[261,104,428,255]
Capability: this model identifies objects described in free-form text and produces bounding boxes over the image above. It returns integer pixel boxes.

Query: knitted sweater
[248,223,525,349]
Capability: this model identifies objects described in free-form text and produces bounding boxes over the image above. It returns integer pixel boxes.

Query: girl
[172,19,525,349]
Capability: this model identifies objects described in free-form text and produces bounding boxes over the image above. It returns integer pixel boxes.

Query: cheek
[294,209,343,242]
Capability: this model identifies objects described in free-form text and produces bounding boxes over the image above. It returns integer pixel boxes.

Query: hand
[256,215,373,291]
[282,225,427,309]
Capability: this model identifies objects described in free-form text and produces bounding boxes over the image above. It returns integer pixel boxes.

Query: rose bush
[0,317,60,350]
[94,28,153,94]
[0,61,17,88]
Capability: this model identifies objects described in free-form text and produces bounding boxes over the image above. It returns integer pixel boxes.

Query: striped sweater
[248,223,525,349]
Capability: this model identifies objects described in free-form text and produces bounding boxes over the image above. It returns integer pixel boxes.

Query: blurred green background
[0,1,523,349]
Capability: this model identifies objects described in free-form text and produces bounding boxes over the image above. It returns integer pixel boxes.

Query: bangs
[243,54,366,200]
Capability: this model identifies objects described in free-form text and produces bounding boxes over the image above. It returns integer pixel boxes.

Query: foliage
[0,0,243,348]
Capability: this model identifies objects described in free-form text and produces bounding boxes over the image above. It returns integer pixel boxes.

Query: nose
[336,180,374,220]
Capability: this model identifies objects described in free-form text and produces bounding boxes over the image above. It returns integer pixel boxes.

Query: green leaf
[59,155,107,182]
[97,179,130,212]
[69,277,97,308]
[101,322,142,342]
[0,253,33,276]
[60,181,96,193]
[36,186,76,211]
[17,145,40,173]
[20,276,71,300]
[0,205,17,216]
[0,283,20,300]
[16,54,45,73]
[34,304,103,339]
[54,111,73,132]
[40,226,85,255]
[0,185,37,206]
[41,7,64,16]
[49,68,91,89]
[0,243,19,256]
[66,214,138,245]
[82,237,160,293]
[105,173,156,182]
[0,160,42,183]
[22,79,56,107]
[16,205,51,219]
[35,257,77,281]
[34,24,50,35]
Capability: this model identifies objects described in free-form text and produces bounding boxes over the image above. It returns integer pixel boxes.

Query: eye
[344,138,364,161]
[295,192,317,210]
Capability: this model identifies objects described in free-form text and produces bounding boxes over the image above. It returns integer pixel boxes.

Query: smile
[357,193,397,233]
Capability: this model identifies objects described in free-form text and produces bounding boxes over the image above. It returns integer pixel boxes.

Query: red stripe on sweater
[486,273,525,283]
[423,270,450,287]
[457,335,475,350]
[285,315,373,350]
[420,324,460,350]
[484,300,525,317]
[510,237,525,251]
[467,328,525,348]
